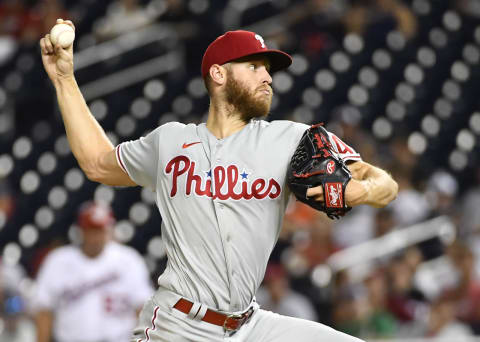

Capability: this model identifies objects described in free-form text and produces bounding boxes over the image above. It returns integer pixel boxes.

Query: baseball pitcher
[39,19,398,342]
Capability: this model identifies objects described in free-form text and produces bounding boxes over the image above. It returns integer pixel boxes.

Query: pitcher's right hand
[40,19,75,85]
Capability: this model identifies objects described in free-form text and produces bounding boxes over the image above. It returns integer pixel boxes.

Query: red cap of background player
[77,201,115,230]
[201,30,292,78]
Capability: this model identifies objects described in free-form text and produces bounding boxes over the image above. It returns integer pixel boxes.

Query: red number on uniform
[331,135,354,155]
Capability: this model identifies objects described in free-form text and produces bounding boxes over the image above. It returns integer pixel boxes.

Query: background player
[39,19,397,341]
[32,200,153,342]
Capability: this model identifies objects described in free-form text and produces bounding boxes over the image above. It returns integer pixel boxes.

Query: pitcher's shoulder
[250,119,308,130]
[157,121,188,132]
[148,121,191,139]
[249,120,308,138]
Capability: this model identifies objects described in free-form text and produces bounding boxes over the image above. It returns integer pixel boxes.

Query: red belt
[173,298,254,332]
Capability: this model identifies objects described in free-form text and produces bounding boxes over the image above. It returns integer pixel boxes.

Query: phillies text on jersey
[165,155,281,200]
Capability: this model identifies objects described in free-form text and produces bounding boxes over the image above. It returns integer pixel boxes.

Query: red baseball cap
[201,30,292,78]
[77,201,115,230]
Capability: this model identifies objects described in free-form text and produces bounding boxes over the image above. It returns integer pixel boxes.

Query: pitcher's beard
[225,75,272,123]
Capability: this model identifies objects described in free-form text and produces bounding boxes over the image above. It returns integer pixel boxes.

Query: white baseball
[50,23,75,48]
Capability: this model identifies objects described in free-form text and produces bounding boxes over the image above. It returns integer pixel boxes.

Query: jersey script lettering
[165,155,281,200]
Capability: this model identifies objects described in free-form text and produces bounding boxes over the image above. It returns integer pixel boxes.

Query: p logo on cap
[201,30,292,78]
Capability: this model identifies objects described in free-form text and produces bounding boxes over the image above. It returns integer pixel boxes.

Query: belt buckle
[223,307,254,332]
[223,313,244,332]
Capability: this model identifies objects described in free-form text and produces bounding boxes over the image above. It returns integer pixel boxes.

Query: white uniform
[116,120,363,342]
[33,241,154,342]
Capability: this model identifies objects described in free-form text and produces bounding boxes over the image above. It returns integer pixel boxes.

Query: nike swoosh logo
[182,142,201,149]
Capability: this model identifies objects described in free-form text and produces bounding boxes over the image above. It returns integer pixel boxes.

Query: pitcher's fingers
[66,42,74,54]
[44,34,54,54]
[63,20,75,31]
[54,43,64,56]
[54,44,71,59]
[306,186,323,198]
[39,38,47,54]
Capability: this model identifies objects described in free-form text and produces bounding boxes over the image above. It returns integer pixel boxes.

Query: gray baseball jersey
[116,120,360,313]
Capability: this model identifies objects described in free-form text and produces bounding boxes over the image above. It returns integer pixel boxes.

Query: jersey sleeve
[286,122,309,156]
[291,122,310,144]
[327,132,362,162]
[116,126,162,190]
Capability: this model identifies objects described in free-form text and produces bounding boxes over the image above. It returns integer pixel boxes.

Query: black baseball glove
[287,124,352,219]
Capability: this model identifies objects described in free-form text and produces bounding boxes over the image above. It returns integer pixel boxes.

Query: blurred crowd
[0,0,69,61]
[1,0,480,341]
